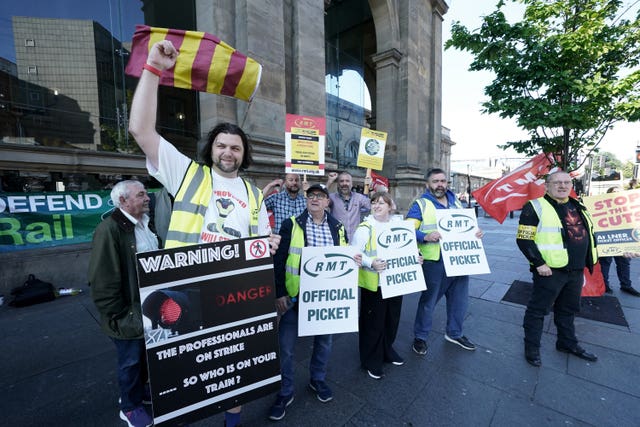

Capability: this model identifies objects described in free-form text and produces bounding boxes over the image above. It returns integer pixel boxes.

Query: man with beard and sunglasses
[406,168,483,356]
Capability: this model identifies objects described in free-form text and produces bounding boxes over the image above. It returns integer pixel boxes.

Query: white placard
[434,208,491,276]
[298,246,359,337]
[376,220,427,298]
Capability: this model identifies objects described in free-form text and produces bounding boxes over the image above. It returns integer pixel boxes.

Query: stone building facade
[0,0,449,292]
[190,0,449,210]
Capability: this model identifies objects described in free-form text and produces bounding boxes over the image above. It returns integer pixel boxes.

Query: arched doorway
[325,0,376,172]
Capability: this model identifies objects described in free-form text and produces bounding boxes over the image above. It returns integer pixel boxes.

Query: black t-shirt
[555,201,589,270]
[517,195,590,270]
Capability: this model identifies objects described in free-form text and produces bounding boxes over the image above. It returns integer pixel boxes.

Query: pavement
[2,213,640,427]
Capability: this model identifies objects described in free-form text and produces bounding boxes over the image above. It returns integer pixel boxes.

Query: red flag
[582,264,605,297]
[370,171,389,192]
[125,25,262,101]
[472,153,556,223]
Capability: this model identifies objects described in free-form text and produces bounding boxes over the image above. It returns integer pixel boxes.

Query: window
[25,39,35,47]
[27,65,37,74]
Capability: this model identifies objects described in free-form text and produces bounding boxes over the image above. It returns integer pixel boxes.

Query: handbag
[10,274,56,307]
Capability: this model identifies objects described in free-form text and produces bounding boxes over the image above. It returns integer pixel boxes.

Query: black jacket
[273,209,347,298]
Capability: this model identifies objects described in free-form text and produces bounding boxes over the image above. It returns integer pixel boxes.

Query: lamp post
[467,164,472,208]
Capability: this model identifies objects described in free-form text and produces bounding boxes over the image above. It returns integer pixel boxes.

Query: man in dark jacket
[516,171,598,367]
[89,180,159,427]
[268,184,352,421]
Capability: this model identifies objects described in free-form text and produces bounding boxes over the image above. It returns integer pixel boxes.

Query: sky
[442,0,640,164]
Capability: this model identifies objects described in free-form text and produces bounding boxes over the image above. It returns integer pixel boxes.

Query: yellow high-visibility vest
[164,161,262,248]
[528,197,597,268]
[414,197,462,261]
[356,222,379,291]
[284,216,347,297]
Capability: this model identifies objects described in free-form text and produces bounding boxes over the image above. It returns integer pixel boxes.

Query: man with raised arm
[128,39,279,427]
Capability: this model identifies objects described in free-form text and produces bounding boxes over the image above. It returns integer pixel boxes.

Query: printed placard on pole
[136,237,280,426]
[583,189,640,256]
[298,246,359,337]
[376,220,426,299]
[435,208,490,276]
[285,114,326,176]
[356,128,387,170]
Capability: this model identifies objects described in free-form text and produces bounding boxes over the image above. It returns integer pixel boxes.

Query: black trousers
[523,268,583,351]
[359,287,402,371]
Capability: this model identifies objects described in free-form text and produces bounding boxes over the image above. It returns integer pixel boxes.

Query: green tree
[623,159,635,178]
[446,0,640,171]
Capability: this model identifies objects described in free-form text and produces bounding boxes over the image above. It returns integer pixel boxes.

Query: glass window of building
[0,0,197,192]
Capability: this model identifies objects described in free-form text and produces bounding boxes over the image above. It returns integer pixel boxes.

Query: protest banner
[356,128,387,170]
[297,246,359,337]
[0,190,113,252]
[136,237,280,426]
[285,114,326,176]
[434,208,490,276]
[582,189,640,256]
[376,220,426,299]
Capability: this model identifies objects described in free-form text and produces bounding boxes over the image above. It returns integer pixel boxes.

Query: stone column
[371,47,403,175]
[289,0,326,117]
[196,0,287,143]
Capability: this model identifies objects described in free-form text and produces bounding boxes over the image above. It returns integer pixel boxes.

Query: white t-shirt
[351,216,401,268]
[148,137,271,243]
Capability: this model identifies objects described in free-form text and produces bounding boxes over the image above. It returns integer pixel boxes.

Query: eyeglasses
[307,193,327,200]
[548,181,572,186]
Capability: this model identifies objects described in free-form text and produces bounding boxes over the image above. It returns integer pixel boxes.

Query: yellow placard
[356,128,387,170]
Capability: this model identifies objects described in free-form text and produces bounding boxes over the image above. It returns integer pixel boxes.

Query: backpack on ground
[9,274,56,307]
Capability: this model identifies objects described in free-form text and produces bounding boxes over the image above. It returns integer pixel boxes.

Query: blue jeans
[413,258,469,341]
[278,307,332,397]
[111,337,148,412]
[599,256,632,288]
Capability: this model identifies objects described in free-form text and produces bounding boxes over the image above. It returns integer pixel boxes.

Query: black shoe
[412,339,427,355]
[366,368,385,380]
[384,348,405,366]
[524,348,541,367]
[444,334,476,351]
[621,286,640,297]
[268,394,294,421]
[556,344,598,362]
[309,380,333,403]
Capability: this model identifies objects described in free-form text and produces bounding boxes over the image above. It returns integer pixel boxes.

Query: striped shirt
[265,191,307,233]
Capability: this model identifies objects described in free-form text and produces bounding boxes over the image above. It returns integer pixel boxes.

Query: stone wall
[1,244,91,296]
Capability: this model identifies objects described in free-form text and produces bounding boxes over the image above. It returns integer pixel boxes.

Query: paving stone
[535,368,640,427]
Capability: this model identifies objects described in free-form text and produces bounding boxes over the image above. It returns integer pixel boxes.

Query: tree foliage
[446,0,640,171]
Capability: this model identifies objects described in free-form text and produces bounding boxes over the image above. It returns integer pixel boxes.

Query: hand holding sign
[434,209,491,277]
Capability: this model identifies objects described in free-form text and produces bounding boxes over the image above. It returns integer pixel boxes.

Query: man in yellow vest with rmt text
[269,184,356,422]
[406,168,484,356]
[516,171,598,367]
